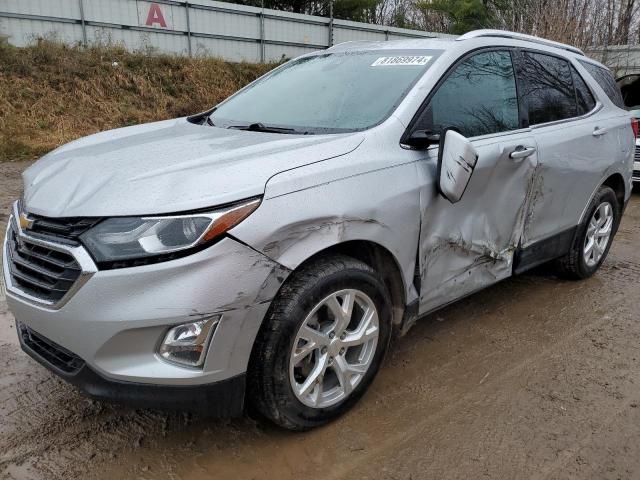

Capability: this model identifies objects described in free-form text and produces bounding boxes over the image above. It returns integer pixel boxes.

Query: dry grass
[0,40,276,161]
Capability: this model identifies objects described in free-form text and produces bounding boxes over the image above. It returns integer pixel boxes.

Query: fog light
[158,316,220,367]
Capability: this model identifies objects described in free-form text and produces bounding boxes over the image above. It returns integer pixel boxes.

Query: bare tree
[383,0,640,48]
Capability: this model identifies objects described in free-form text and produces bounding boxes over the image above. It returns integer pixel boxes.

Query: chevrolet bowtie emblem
[19,212,34,231]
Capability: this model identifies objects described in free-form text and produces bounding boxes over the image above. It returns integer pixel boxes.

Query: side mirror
[437,129,479,204]
[404,130,441,149]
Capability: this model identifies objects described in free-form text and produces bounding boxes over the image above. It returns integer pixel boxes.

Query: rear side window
[578,60,625,108]
[518,52,577,124]
[414,50,519,137]
[572,66,596,115]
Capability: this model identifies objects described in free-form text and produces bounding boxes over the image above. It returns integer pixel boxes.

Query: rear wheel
[554,186,619,279]
[248,255,392,430]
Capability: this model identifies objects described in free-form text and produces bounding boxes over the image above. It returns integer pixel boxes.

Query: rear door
[513,50,621,265]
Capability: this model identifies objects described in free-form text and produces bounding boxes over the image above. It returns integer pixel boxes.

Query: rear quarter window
[578,60,625,108]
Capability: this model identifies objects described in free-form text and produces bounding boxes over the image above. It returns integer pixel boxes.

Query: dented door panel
[522,114,622,247]
[417,133,539,314]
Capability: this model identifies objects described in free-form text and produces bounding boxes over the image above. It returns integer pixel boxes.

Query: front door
[409,49,540,314]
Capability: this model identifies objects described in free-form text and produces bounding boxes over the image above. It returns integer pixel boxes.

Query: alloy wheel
[289,289,379,408]
[584,201,613,267]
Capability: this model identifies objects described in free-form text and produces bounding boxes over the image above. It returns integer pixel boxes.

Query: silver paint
[3,33,634,393]
[22,119,364,217]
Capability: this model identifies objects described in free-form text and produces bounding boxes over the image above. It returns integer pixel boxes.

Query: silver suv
[2,30,635,430]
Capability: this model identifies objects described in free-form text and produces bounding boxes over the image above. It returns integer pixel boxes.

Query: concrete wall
[587,45,640,77]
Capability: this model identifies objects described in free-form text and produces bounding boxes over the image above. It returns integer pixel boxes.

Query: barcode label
[371,56,432,67]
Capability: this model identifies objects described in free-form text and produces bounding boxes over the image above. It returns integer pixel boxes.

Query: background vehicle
[617,74,640,183]
[2,30,635,430]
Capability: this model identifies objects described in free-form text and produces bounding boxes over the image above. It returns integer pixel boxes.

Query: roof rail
[457,29,585,56]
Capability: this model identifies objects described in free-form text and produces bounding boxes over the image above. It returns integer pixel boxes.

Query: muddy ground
[2,160,640,479]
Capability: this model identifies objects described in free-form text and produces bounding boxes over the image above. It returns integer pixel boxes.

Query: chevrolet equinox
[3,29,635,430]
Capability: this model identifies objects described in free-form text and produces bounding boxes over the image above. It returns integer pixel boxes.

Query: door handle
[592,127,608,137]
[509,146,536,159]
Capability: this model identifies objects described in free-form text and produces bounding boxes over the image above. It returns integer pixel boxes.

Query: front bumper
[3,210,289,411]
[17,321,246,415]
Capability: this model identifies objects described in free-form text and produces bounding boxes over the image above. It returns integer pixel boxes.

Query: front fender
[230,158,422,305]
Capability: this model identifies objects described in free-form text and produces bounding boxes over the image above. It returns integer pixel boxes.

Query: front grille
[26,214,101,244]
[634,169,640,179]
[18,322,84,374]
[635,145,640,162]
[6,225,82,303]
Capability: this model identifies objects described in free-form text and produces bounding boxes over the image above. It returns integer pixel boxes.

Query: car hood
[22,118,365,217]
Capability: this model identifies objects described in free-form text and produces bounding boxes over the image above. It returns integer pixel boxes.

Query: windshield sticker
[371,56,432,67]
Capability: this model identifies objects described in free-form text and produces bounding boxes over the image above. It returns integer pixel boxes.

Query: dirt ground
[2,160,640,480]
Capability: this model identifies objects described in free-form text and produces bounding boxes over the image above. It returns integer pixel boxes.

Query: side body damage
[415,135,541,317]
[231,120,545,333]
[231,119,423,327]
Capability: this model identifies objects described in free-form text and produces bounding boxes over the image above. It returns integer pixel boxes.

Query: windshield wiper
[228,122,303,134]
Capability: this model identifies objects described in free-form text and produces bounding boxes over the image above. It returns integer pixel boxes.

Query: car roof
[323,30,612,72]
[326,38,455,53]
[330,30,590,55]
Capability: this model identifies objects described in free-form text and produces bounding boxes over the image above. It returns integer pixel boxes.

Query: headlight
[81,198,260,265]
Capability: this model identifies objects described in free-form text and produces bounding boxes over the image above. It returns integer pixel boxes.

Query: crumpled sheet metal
[417,139,541,315]
[233,131,543,331]
[231,153,423,308]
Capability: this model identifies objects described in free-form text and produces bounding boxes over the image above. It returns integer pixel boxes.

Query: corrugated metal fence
[0,0,453,62]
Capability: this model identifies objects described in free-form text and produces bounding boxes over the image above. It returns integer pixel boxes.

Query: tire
[247,255,392,430]
[553,185,620,279]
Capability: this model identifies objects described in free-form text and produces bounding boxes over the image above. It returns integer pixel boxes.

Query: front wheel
[247,255,392,430]
[553,185,620,279]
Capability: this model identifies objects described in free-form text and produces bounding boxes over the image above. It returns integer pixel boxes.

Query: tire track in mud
[0,341,218,479]
[328,198,640,478]
[328,293,640,480]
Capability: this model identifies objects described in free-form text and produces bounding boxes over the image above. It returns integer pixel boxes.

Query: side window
[414,50,519,138]
[578,60,625,108]
[518,52,577,124]
[572,66,596,115]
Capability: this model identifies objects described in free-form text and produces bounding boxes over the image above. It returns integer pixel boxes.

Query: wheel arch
[602,172,626,210]
[283,240,407,327]
[578,171,628,226]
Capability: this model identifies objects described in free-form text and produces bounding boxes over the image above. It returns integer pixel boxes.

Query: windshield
[209,49,442,134]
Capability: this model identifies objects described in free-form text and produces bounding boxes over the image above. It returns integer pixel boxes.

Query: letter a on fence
[146,3,167,28]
